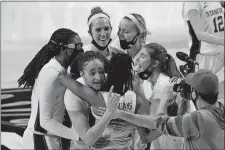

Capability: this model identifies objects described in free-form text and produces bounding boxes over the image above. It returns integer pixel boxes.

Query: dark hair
[87,6,111,33]
[199,92,218,104]
[77,51,108,73]
[144,43,182,78]
[17,28,78,89]
[105,53,133,96]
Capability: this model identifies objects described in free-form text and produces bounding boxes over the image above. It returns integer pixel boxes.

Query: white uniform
[182,2,224,79]
[148,73,185,150]
[22,58,79,149]
[64,77,93,149]
[91,90,137,149]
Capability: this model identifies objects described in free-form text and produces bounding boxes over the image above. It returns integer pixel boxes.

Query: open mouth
[99,38,108,42]
[133,63,141,73]
[94,82,101,85]
[119,37,125,40]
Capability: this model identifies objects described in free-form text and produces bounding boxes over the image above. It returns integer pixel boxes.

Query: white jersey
[182,2,224,54]
[26,58,66,134]
[91,90,137,149]
[22,58,80,149]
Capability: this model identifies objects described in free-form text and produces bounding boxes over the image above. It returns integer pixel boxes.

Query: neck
[91,43,108,51]
[200,101,219,109]
[55,55,67,68]
[127,46,140,59]
[149,68,160,86]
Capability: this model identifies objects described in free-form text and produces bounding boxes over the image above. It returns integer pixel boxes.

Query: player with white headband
[111,13,150,59]
[83,6,120,61]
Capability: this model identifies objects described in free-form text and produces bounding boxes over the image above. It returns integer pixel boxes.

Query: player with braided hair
[21,28,83,149]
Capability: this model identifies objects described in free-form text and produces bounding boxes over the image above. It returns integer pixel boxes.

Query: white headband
[125,14,145,33]
[88,13,110,26]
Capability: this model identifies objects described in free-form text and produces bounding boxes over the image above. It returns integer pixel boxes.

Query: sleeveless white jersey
[182,2,224,54]
[91,90,137,149]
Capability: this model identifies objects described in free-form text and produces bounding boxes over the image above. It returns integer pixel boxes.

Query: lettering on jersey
[206,8,223,17]
[118,102,132,111]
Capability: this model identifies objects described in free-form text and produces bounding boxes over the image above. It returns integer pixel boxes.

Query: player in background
[182,2,224,102]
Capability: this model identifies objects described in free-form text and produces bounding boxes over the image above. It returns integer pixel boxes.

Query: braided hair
[144,43,182,78]
[18,28,78,89]
[105,53,134,96]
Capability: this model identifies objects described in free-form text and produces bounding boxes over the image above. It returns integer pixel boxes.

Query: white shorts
[196,51,224,82]
[22,128,61,149]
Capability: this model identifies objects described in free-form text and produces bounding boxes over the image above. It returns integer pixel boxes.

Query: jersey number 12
[213,16,224,33]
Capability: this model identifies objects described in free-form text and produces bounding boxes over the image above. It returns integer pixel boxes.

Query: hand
[92,135,110,149]
[163,77,181,100]
[93,106,107,117]
[58,73,69,83]
[107,86,120,114]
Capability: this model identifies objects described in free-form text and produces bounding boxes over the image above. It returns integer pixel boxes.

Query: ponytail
[162,54,182,78]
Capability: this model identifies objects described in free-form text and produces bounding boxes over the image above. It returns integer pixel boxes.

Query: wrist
[104,110,113,119]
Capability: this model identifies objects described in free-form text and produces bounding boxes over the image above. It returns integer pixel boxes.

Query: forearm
[59,75,84,98]
[40,117,79,141]
[198,32,224,46]
[156,96,169,117]
[118,110,154,129]
[82,110,112,146]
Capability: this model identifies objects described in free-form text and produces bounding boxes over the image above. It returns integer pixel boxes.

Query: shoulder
[76,77,86,85]
[83,44,92,52]
[64,88,88,111]
[154,74,170,89]
[181,111,203,126]
[110,38,124,52]
[108,44,125,54]
[38,65,59,82]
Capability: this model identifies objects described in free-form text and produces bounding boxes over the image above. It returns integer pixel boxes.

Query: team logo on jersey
[118,102,132,110]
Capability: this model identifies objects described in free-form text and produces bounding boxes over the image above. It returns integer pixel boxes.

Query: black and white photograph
[1,1,224,150]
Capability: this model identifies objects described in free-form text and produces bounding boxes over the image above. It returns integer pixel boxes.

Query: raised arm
[38,67,79,141]
[65,86,119,147]
[58,74,104,107]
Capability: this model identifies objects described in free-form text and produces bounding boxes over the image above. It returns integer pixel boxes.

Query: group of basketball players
[18,2,224,150]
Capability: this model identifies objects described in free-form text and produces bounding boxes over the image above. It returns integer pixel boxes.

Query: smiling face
[90,17,112,47]
[81,59,105,90]
[118,18,138,41]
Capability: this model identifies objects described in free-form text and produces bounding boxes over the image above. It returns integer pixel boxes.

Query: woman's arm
[188,9,224,46]
[115,110,155,129]
[38,67,79,140]
[68,109,112,147]
[64,89,118,147]
[58,74,104,107]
